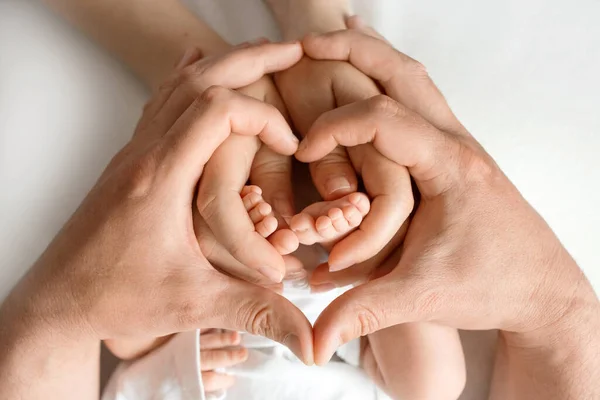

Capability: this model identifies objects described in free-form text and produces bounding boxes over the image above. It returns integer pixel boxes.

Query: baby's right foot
[290,192,370,249]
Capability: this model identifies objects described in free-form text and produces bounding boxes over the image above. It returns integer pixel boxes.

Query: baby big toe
[255,215,278,238]
[290,213,319,245]
[241,185,262,197]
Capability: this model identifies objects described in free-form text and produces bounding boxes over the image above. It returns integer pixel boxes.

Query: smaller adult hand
[296,30,599,397]
[199,329,247,395]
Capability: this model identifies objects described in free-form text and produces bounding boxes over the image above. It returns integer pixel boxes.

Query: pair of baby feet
[241,185,370,252]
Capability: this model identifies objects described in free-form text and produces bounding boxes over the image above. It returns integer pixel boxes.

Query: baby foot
[241,185,278,238]
[290,192,370,249]
[241,185,299,255]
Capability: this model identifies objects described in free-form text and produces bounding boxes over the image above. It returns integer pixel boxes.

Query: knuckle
[457,140,501,186]
[368,95,405,119]
[200,85,231,105]
[239,300,277,339]
[353,304,381,337]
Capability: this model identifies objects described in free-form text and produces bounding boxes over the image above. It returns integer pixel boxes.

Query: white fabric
[103,243,388,400]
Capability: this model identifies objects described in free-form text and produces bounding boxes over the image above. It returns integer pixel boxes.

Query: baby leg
[364,323,466,400]
[289,192,370,250]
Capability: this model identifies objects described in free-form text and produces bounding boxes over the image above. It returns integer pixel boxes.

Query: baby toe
[328,207,350,233]
[268,229,299,255]
[342,205,363,228]
[243,191,263,212]
[315,215,337,240]
[256,215,278,237]
[348,192,371,216]
[241,185,262,197]
[290,213,319,245]
[249,202,273,224]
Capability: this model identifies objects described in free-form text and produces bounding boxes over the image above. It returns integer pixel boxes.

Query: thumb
[312,271,429,365]
[202,273,314,365]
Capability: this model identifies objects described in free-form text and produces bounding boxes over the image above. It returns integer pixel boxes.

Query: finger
[200,331,242,350]
[190,272,314,365]
[313,270,432,365]
[302,30,463,133]
[202,372,236,393]
[161,87,298,196]
[329,151,414,270]
[197,134,286,282]
[147,42,302,144]
[309,147,358,200]
[310,220,408,287]
[296,96,460,198]
[195,213,284,289]
[201,347,248,371]
[275,58,358,200]
[197,41,302,89]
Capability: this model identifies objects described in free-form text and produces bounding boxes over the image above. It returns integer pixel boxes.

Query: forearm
[491,288,600,399]
[43,0,230,88]
[0,290,100,399]
[265,0,350,40]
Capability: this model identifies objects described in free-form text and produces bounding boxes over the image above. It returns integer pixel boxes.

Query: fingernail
[283,334,304,362]
[258,266,284,283]
[310,283,336,294]
[329,260,352,272]
[325,177,352,196]
[175,48,198,70]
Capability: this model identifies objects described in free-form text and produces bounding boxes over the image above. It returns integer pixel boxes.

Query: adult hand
[275,26,413,281]
[0,42,313,398]
[147,41,303,285]
[297,27,599,398]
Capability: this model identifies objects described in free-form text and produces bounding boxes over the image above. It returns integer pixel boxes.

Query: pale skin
[42,1,464,398]
[0,31,598,400]
[3,1,597,400]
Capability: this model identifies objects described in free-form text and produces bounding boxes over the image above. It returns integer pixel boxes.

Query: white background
[1,0,599,304]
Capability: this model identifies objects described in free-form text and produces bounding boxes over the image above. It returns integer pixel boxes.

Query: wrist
[266,0,350,40]
[0,288,99,396]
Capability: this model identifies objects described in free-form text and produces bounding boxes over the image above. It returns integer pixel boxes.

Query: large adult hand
[297,28,600,397]
[275,30,412,281]
[0,42,313,379]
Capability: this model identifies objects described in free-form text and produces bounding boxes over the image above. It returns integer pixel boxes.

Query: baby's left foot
[241,185,299,255]
[241,185,278,238]
[290,192,370,249]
